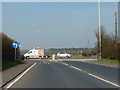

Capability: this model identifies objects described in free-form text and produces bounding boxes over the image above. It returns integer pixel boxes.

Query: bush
[82,51,92,57]
[95,26,120,60]
[117,42,120,59]
[1,33,20,62]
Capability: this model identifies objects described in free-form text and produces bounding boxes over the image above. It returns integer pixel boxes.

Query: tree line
[96,26,120,60]
[1,32,20,62]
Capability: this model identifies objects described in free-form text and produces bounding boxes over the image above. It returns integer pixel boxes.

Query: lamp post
[98,0,101,59]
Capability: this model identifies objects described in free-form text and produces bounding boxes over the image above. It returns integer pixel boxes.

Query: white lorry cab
[24,49,44,59]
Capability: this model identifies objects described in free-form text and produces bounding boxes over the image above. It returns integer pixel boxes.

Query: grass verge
[98,58,120,64]
[2,60,24,71]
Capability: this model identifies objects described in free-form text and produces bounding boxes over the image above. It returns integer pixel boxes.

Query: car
[43,54,50,58]
[57,52,71,58]
[18,55,25,60]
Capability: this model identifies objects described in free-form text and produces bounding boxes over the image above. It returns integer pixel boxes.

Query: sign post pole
[12,42,20,61]
[15,48,16,61]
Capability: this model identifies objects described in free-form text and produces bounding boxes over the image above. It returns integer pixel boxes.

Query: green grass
[98,58,120,64]
[2,60,23,71]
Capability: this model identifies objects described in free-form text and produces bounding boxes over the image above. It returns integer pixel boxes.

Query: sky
[2,2,118,50]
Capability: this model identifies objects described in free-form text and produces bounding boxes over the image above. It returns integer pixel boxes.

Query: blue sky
[2,2,118,50]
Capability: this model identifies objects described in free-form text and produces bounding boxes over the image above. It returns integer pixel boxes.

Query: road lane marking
[63,63,69,66]
[69,66,82,71]
[62,62,120,88]
[88,73,120,87]
[6,63,36,89]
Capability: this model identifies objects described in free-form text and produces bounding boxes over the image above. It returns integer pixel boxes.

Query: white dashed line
[63,63,69,66]
[88,73,120,88]
[62,62,120,88]
[70,66,82,71]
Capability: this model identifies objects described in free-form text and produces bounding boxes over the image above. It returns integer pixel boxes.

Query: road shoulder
[2,61,34,88]
[84,60,120,68]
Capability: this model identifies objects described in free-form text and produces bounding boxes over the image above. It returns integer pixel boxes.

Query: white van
[24,49,44,59]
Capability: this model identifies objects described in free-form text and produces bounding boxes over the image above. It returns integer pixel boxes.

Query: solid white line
[88,73,120,88]
[6,63,36,88]
[63,62,120,88]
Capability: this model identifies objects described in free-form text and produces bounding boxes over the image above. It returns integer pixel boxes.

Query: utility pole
[115,11,118,59]
[98,0,101,59]
[115,12,118,42]
[88,39,89,52]
[118,1,120,43]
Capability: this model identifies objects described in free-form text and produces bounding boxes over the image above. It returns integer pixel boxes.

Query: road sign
[12,42,20,48]
[38,46,40,49]
[12,42,20,60]
[81,50,83,53]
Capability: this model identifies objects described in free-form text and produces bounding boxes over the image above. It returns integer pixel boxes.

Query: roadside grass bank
[2,60,24,71]
[98,58,120,64]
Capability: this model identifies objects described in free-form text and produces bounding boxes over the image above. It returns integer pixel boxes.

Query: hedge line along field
[117,42,120,59]
[96,26,120,60]
[1,32,20,62]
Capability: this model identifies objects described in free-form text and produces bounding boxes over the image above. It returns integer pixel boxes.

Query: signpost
[12,42,20,60]
[81,50,83,56]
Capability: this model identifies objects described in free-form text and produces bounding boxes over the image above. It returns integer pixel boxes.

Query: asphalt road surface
[7,59,119,88]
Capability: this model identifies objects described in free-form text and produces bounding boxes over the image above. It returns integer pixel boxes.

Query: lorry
[24,49,50,59]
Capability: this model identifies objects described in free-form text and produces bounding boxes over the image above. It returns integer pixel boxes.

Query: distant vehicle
[24,49,50,59]
[44,54,50,58]
[18,55,24,60]
[57,52,71,58]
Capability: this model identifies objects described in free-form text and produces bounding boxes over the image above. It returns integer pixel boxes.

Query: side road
[2,61,34,88]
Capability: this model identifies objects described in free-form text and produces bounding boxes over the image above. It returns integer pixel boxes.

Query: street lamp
[98,0,101,59]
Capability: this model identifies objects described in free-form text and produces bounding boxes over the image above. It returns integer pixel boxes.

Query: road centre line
[63,63,69,66]
[6,63,36,89]
[62,62,120,88]
[69,66,82,71]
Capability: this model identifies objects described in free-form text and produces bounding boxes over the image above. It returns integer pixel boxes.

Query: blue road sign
[12,42,20,48]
